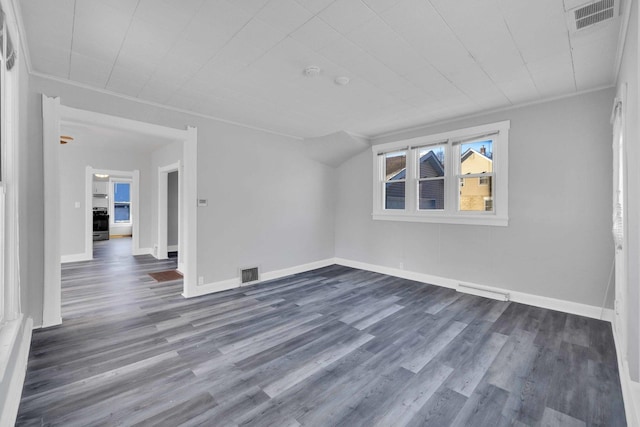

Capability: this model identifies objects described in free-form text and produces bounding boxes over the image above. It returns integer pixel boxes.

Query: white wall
[335,88,615,308]
[195,121,335,283]
[58,144,153,256]
[30,75,336,286]
[617,0,639,382]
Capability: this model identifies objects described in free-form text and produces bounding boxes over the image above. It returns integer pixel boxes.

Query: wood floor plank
[16,238,626,426]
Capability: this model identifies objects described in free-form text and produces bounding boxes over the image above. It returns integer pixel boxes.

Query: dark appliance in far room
[93,207,109,241]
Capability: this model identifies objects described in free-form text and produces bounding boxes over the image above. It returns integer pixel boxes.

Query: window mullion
[407,148,417,212]
[445,140,455,215]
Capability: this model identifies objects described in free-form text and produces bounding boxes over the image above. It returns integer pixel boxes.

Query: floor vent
[570,0,617,31]
[241,267,259,284]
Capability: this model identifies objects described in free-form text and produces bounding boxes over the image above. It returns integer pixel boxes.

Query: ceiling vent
[568,0,618,31]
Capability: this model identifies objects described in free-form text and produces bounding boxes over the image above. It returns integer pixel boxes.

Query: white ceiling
[19,0,623,139]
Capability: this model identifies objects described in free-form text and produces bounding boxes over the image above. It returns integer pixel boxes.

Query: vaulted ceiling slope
[18,0,622,139]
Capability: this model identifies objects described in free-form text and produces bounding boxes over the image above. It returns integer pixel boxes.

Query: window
[384,150,406,209]
[484,197,493,212]
[112,181,131,223]
[372,121,509,226]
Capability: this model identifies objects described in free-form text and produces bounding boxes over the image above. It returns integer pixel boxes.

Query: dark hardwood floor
[17,239,625,426]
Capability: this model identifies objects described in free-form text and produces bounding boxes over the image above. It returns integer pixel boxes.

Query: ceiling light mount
[334,76,350,86]
[304,65,321,77]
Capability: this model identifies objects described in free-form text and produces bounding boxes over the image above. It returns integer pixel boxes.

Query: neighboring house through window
[372,121,509,226]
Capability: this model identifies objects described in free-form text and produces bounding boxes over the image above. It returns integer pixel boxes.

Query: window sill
[0,314,22,383]
[372,212,509,227]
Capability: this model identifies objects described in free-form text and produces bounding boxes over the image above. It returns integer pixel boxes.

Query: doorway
[157,162,183,272]
[86,168,138,256]
[42,96,198,327]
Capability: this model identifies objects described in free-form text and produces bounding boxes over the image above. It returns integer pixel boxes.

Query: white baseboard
[132,247,153,256]
[184,258,335,299]
[611,322,640,427]
[334,258,613,321]
[60,252,92,263]
[0,315,33,426]
[167,245,178,252]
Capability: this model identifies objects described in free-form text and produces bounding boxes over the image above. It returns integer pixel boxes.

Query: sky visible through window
[461,140,493,158]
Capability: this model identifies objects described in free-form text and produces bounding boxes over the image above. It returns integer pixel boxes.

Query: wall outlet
[74,201,81,208]
[198,276,204,285]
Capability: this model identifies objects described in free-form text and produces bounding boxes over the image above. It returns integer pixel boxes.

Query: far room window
[372,120,509,226]
[113,181,131,223]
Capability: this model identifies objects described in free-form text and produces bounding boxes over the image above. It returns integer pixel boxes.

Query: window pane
[385,182,405,209]
[114,203,130,222]
[460,140,493,174]
[114,182,130,203]
[459,176,493,211]
[418,145,445,178]
[385,151,406,181]
[419,179,444,210]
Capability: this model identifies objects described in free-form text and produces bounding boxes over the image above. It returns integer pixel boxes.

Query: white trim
[612,320,640,427]
[61,253,92,264]
[614,0,633,83]
[7,0,32,74]
[0,315,33,427]
[168,245,178,252]
[42,95,62,327]
[181,127,198,297]
[372,121,509,226]
[372,212,508,226]
[183,258,335,298]
[83,166,93,261]
[133,247,153,256]
[131,170,141,255]
[186,256,614,320]
[35,73,304,141]
[334,258,613,321]
[43,103,198,322]
[370,85,614,141]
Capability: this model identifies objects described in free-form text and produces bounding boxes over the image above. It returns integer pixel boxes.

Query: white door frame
[157,161,180,263]
[42,98,62,327]
[612,87,628,361]
[85,168,139,256]
[42,96,198,326]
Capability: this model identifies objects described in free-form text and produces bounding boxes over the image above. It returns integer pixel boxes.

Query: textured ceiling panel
[20,0,622,138]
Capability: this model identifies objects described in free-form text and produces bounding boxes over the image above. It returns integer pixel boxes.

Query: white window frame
[110,179,132,225]
[372,120,509,226]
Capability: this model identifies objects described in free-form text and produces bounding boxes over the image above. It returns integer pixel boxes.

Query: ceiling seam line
[135,0,208,100]
[104,0,141,90]
[67,0,77,80]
